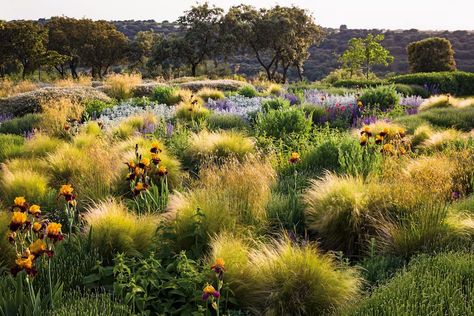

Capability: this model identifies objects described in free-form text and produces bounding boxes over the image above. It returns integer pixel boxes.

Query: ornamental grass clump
[197,87,225,101]
[39,98,84,138]
[83,199,159,262]
[304,172,371,255]
[247,238,362,315]
[418,94,474,112]
[183,130,255,168]
[105,73,142,100]
[21,133,64,158]
[0,166,56,210]
[175,94,210,122]
[419,129,466,151]
[208,233,253,307]
[348,252,474,316]
[46,139,122,205]
[169,159,276,250]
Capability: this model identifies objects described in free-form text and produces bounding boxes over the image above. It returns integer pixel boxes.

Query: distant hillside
[114,21,474,81]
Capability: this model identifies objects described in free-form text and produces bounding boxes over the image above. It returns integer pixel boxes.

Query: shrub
[183,130,255,168]
[197,87,225,101]
[152,86,181,105]
[0,134,24,162]
[261,97,290,112]
[256,108,312,139]
[248,238,361,315]
[301,103,326,125]
[348,252,474,316]
[238,85,258,98]
[394,84,429,97]
[169,159,276,252]
[300,133,382,178]
[206,113,249,131]
[390,71,474,96]
[304,172,371,254]
[0,86,111,117]
[360,85,400,111]
[83,99,114,119]
[0,113,41,135]
[333,79,386,88]
[104,73,142,100]
[179,79,246,92]
[83,199,159,262]
[407,37,456,73]
[113,251,205,315]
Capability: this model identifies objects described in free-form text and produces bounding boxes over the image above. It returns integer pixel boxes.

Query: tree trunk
[191,63,197,77]
[296,65,304,81]
[69,61,78,79]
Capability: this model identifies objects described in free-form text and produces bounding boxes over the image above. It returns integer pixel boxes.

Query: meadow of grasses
[0,74,473,315]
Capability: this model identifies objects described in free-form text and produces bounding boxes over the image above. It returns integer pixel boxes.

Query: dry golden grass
[0,79,38,98]
[39,98,84,137]
[54,76,92,87]
[105,73,142,100]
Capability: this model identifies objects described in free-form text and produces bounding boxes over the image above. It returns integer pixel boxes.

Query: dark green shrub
[409,84,430,98]
[113,252,206,315]
[360,85,400,111]
[0,113,41,135]
[390,71,474,96]
[394,84,429,97]
[348,252,474,316]
[333,79,386,88]
[407,37,456,73]
[207,113,249,130]
[152,86,181,105]
[238,85,258,98]
[262,97,290,112]
[256,108,312,139]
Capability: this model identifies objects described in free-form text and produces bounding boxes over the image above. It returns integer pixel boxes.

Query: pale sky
[1,0,473,31]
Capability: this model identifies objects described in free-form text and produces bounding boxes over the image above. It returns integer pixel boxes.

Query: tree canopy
[407,37,456,73]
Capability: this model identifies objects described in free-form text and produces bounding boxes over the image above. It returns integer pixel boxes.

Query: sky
[1,0,473,31]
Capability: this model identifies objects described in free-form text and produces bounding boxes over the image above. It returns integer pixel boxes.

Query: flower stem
[48,258,54,309]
